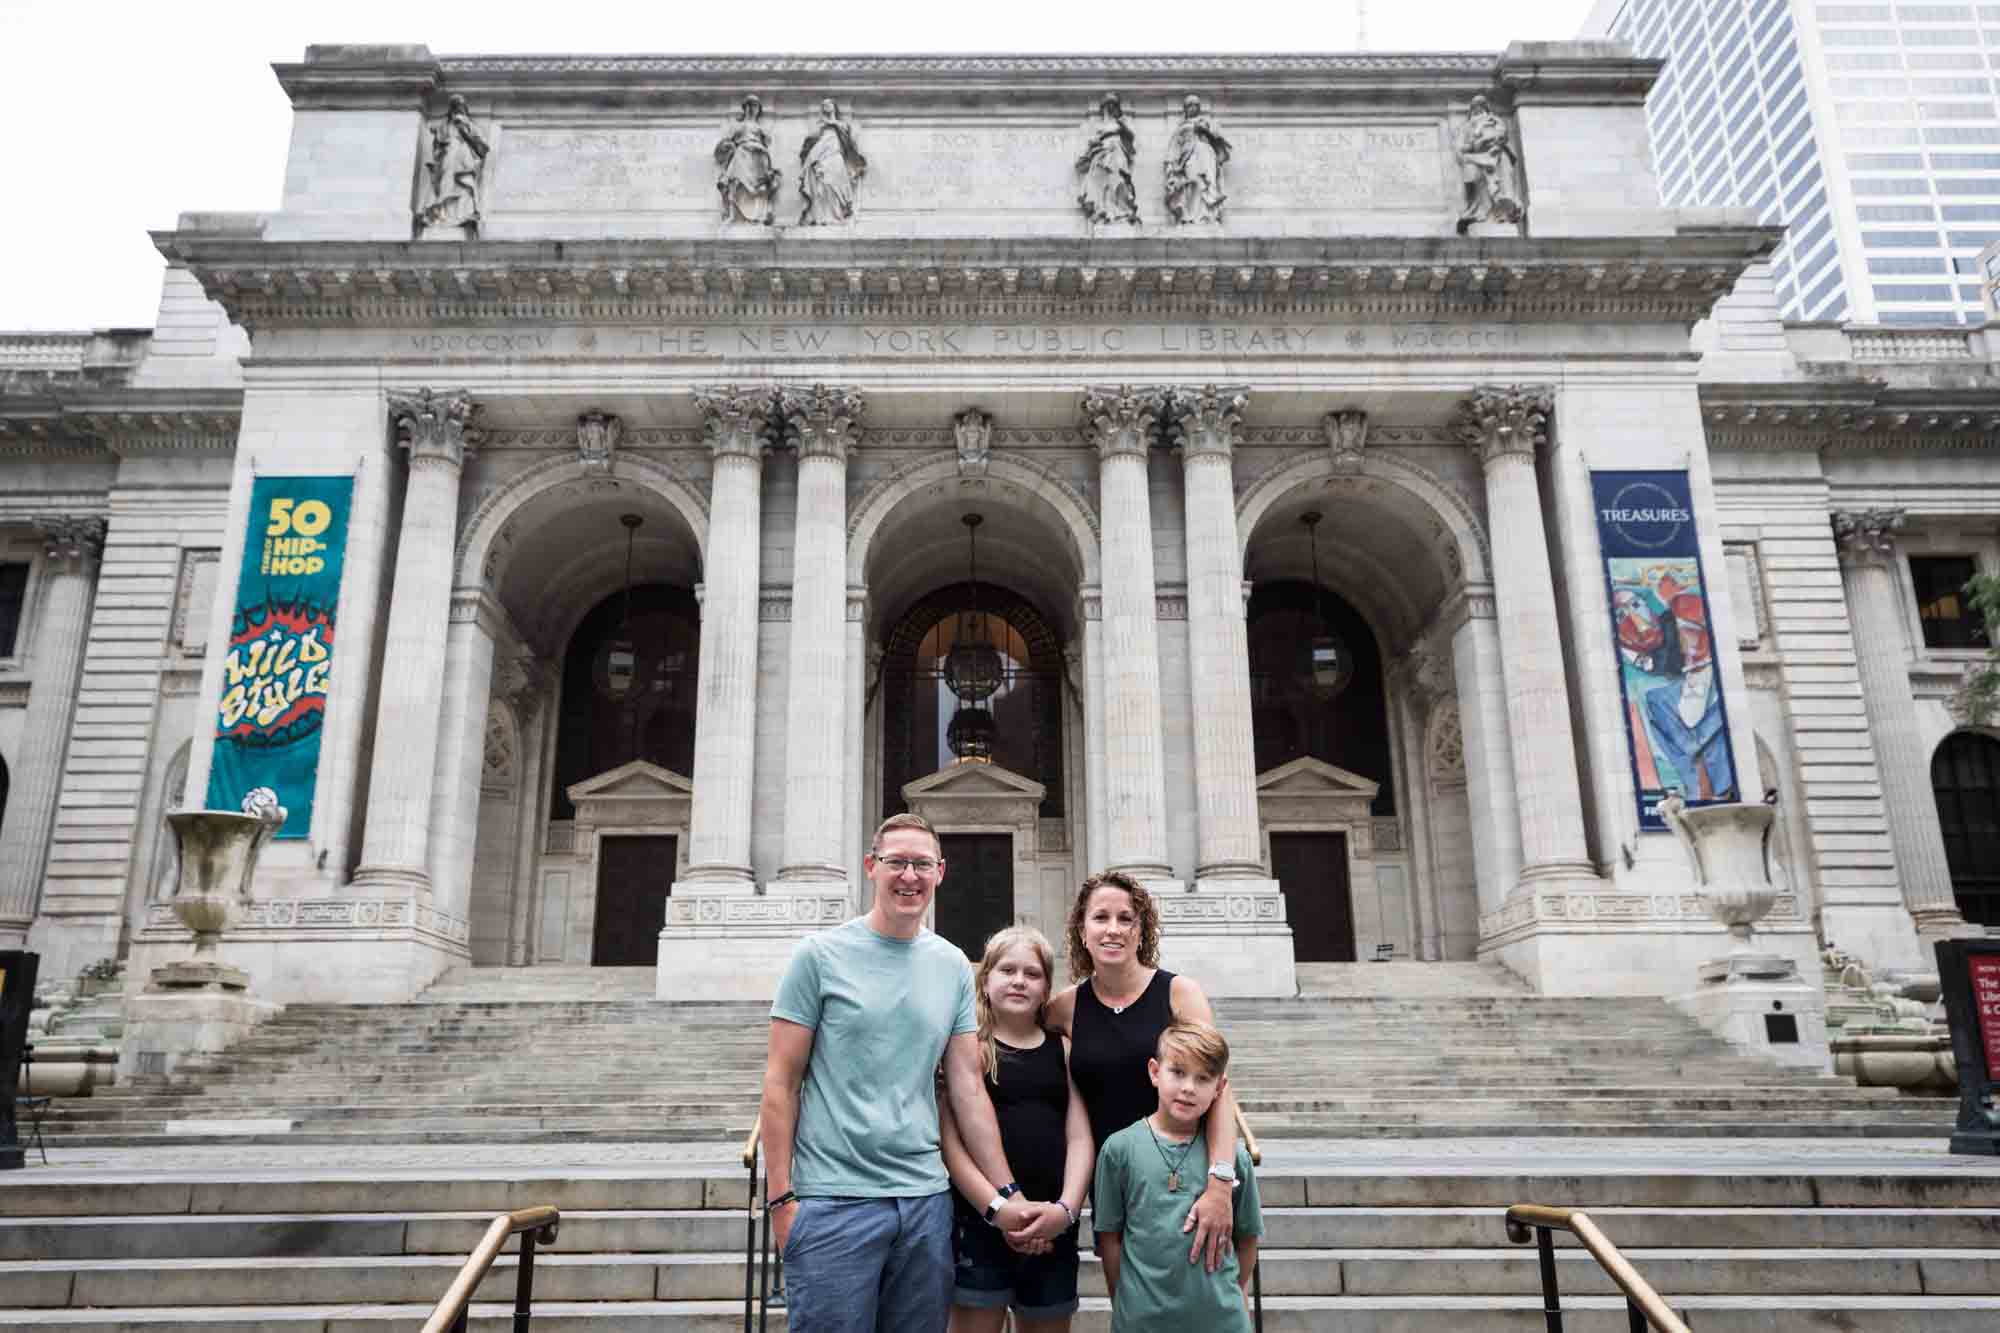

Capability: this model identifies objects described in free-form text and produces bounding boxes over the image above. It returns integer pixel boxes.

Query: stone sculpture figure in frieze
[418,95,489,238]
[1454,95,1523,234]
[1076,93,1140,225]
[797,99,867,226]
[1164,95,1231,225]
[576,411,621,473]
[954,408,993,477]
[715,95,781,225]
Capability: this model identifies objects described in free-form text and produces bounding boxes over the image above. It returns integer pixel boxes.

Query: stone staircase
[34,964,1953,1146]
[4,1156,2000,1328]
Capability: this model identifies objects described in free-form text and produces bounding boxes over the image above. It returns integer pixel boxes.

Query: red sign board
[1970,954,2000,1080]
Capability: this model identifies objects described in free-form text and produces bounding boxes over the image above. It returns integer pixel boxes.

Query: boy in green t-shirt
[1092,1021,1263,1332]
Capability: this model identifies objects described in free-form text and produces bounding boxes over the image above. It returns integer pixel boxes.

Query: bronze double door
[592,835,675,966]
[1269,831,1356,963]
[935,832,1014,961]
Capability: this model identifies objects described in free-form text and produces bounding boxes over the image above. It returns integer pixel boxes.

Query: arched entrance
[1241,457,1485,962]
[856,467,1094,951]
[455,456,707,967]
[1934,731,2000,926]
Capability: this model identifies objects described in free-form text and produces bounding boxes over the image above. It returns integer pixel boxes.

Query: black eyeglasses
[876,856,943,876]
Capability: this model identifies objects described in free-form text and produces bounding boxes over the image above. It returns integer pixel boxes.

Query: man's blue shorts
[951,1196,1081,1319]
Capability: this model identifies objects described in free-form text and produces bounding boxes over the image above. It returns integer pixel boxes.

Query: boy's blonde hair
[972,926,1057,1082]
[1155,1020,1230,1077]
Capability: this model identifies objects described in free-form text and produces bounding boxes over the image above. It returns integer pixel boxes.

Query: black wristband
[768,1190,798,1210]
[998,1182,1021,1199]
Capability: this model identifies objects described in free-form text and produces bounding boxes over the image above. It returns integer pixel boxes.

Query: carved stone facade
[6,44,1993,1015]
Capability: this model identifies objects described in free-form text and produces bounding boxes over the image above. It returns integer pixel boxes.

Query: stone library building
[3,41,1998,1027]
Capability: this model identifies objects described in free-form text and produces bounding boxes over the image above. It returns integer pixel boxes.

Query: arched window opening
[1934,731,2000,927]
[551,584,699,820]
[881,581,1064,819]
[1247,580,1394,814]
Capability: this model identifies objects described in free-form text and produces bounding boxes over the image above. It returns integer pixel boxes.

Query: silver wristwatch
[1208,1160,1239,1187]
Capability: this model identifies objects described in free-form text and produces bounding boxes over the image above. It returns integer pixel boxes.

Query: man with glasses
[760,812,1035,1332]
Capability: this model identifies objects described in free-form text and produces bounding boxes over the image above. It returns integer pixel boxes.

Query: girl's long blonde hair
[973,925,1057,1083]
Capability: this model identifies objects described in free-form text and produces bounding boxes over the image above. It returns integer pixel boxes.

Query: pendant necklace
[1145,1117,1200,1193]
[1097,973,1146,1015]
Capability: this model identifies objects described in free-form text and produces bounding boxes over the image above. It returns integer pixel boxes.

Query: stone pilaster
[1167,386,1265,881]
[1078,587,1109,875]
[680,386,778,886]
[1832,508,1970,944]
[1080,387,1173,882]
[774,384,863,888]
[0,517,106,947]
[351,388,478,895]
[1452,386,1595,886]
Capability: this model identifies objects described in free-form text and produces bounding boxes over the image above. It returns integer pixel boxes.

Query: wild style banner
[1592,470,1740,831]
[204,476,353,837]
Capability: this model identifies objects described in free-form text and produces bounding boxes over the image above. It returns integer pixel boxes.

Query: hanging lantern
[947,704,999,761]
[594,514,643,702]
[943,513,1005,704]
[1301,511,1353,700]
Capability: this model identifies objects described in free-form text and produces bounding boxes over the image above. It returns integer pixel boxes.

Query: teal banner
[204,476,353,837]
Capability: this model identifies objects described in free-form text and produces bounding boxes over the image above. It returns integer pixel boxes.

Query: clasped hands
[993,1196,1070,1255]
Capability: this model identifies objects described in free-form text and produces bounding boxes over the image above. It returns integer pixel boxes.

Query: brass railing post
[422,1205,559,1333]
[1504,1204,1690,1333]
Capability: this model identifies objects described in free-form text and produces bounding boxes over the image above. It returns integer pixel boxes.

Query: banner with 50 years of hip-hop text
[204,476,353,837]
[1592,469,1740,832]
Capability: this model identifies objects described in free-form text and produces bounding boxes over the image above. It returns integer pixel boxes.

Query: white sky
[0,0,1596,331]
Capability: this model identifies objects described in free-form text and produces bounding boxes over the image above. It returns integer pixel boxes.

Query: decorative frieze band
[1480,886,1807,946]
[663,888,849,931]
[143,897,471,944]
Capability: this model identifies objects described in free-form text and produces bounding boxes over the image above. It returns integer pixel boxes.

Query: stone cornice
[0,388,243,457]
[1702,383,2000,453]
[153,230,1780,332]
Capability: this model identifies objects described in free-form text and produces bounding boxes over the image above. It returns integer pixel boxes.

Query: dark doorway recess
[1247,581,1394,815]
[935,833,1014,961]
[1270,831,1355,963]
[552,585,700,821]
[593,835,675,966]
[1935,732,2000,927]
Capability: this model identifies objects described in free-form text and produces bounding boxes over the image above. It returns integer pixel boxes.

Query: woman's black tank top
[989,1035,1069,1204]
[1068,969,1176,1150]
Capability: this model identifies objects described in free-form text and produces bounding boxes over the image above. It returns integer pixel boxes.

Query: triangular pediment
[1255,756,1380,800]
[566,759,693,803]
[902,760,1047,802]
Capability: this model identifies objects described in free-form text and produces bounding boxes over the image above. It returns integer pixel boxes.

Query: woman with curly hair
[1042,871,1243,1271]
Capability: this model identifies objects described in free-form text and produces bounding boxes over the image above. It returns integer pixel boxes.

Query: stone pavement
[7,1134,1996,1183]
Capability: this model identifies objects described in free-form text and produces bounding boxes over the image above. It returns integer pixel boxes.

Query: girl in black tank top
[1068,967,1177,1150]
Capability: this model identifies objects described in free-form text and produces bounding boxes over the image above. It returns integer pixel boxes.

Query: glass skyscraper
[1587,0,2000,325]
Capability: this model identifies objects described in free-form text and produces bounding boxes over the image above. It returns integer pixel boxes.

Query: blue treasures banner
[1592,470,1740,831]
[204,476,353,837]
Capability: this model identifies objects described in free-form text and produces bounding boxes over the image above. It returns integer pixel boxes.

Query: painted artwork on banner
[1592,470,1739,831]
[204,476,353,837]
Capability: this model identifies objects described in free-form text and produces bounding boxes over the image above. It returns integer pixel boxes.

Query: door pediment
[903,761,1046,830]
[903,761,1047,802]
[567,759,693,830]
[1256,756,1379,826]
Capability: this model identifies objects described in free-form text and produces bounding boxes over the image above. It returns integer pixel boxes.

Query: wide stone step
[8,1295,2000,1330]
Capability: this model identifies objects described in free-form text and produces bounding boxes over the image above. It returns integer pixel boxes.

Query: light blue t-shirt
[771,918,976,1198]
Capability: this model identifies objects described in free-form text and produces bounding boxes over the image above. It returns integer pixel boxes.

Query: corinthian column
[774,385,863,889]
[1832,508,1969,942]
[1453,386,1594,885]
[679,387,778,885]
[1168,386,1265,881]
[351,389,478,894]
[0,517,105,946]
[1081,387,1174,882]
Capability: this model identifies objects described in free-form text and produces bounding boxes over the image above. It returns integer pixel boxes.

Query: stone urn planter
[158,788,285,989]
[1660,794,1779,954]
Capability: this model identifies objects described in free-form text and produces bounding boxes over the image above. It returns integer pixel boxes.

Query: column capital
[1453,384,1554,467]
[1081,385,1166,460]
[778,383,866,462]
[692,384,781,461]
[388,388,479,470]
[1831,507,1906,567]
[1323,409,1369,473]
[1167,385,1250,463]
[32,515,107,569]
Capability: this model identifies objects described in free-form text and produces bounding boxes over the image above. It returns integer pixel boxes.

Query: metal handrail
[743,1111,779,1332]
[1504,1204,1690,1333]
[421,1205,560,1333]
[1230,1098,1263,1333]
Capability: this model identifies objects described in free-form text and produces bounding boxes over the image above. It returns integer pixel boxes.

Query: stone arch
[455,452,710,590]
[1235,449,1491,586]
[847,451,1100,587]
